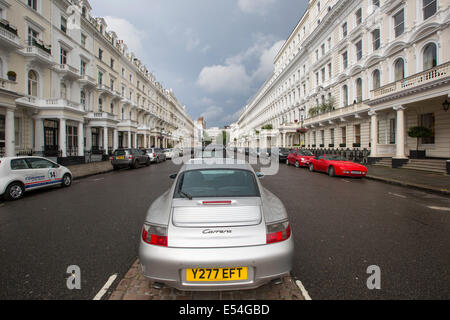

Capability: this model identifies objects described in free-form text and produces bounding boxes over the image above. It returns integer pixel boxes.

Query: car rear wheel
[309,164,315,172]
[5,182,25,201]
[113,165,120,171]
[328,167,335,177]
[145,158,151,166]
[295,161,300,168]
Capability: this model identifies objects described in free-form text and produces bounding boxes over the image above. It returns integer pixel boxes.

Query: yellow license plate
[116,156,125,160]
[186,267,248,282]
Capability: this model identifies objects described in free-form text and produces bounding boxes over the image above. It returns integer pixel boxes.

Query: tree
[408,126,432,152]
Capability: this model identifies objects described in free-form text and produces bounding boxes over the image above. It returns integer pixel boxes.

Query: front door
[44,120,59,156]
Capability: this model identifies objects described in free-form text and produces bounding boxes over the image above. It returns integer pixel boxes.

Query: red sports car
[309,155,368,178]
[287,149,316,168]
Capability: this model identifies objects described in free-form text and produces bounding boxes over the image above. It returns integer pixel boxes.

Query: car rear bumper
[139,237,294,291]
[111,160,132,167]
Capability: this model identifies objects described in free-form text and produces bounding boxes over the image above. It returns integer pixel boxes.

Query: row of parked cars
[235,147,368,178]
[110,148,182,170]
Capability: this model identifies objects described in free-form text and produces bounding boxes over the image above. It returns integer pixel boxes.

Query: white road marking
[92,178,105,182]
[93,274,118,300]
[388,192,407,199]
[428,206,450,212]
[295,280,312,300]
[342,179,351,183]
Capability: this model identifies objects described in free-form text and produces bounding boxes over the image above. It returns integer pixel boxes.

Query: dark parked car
[111,149,150,170]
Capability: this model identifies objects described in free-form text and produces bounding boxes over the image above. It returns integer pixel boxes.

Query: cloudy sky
[92,0,308,128]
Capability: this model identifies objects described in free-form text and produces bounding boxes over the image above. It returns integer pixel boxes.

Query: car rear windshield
[114,150,128,156]
[175,169,260,199]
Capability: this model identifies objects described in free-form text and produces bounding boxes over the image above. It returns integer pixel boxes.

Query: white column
[113,129,119,150]
[103,126,109,153]
[128,131,132,148]
[394,106,407,159]
[78,121,84,156]
[86,126,92,151]
[34,118,44,153]
[59,118,67,157]
[369,111,378,158]
[134,132,138,148]
[282,132,286,147]
[5,109,15,157]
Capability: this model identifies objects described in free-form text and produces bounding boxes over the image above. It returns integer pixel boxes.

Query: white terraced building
[236,0,450,170]
[0,0,194,163]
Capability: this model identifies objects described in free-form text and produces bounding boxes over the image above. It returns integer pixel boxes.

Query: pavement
[109,260,304,300]
[1,160,450,300]
[67,161,113,180]
[366,165,450,196]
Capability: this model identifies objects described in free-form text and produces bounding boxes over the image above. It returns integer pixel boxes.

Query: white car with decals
[0,157,73,201]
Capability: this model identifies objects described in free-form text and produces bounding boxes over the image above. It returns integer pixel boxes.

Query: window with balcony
[423,0,437,20]
[394,58,405,81]
[423,43,437,71]
[60,47,68,65]
[393,9,405,38]
[80,60,86,76]
[27,27,39,45]
[98,98,103,112]
[372,29,380,51]
[98,71,103,85]
[27,70,38,97]
[372,69,381,90]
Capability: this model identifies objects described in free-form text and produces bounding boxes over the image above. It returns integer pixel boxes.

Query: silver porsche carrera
[139,159,294,291]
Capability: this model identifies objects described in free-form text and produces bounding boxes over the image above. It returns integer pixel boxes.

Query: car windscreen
[299,150,314,156]
[175,169,260,199]
[279,148,290,153]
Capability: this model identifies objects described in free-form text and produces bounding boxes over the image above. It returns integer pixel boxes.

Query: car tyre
[5,182,25,201]
[62,174,72,187]
[329,167,335,177]
[113,165,120,171]
[145,158,151,166]
[295,161,300,168]
[309,163,315,172]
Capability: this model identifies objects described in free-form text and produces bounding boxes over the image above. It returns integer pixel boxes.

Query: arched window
[394,58,405,81]
[423,43,437,71]
[373,69,381,90]
[356,78,363,103]
[28,70,38,96]
[342,85,348,107]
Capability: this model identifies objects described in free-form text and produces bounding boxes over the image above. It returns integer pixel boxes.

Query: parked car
[146,148,166,163]
[287,149,316,168]
[111,149,150,170]
[164,149,175,160]
[309,154,368,178]
[0,156,72,201]
[277,148,291,162]
[139,159,294,291]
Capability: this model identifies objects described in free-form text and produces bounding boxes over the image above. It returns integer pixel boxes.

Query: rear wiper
[180,191,193,200]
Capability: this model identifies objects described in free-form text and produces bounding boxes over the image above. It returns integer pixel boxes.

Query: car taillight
[153,153,156,157]
[128,155,134,160]
[142,223,168,247]
[266,221,291,244]
[110,156,114,161]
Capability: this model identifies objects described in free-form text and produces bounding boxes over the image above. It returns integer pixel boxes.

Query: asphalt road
[0,159,449,299]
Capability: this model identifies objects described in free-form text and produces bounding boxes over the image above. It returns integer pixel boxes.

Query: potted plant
[408,126,432,159]
[329,144,335,148]
[340,143,347,148]
[353,143,361,148]
[7,71,16,81]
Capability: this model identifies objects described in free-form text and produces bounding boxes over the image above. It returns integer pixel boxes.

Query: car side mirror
[256,172,265,180]
[169,173,177,180]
